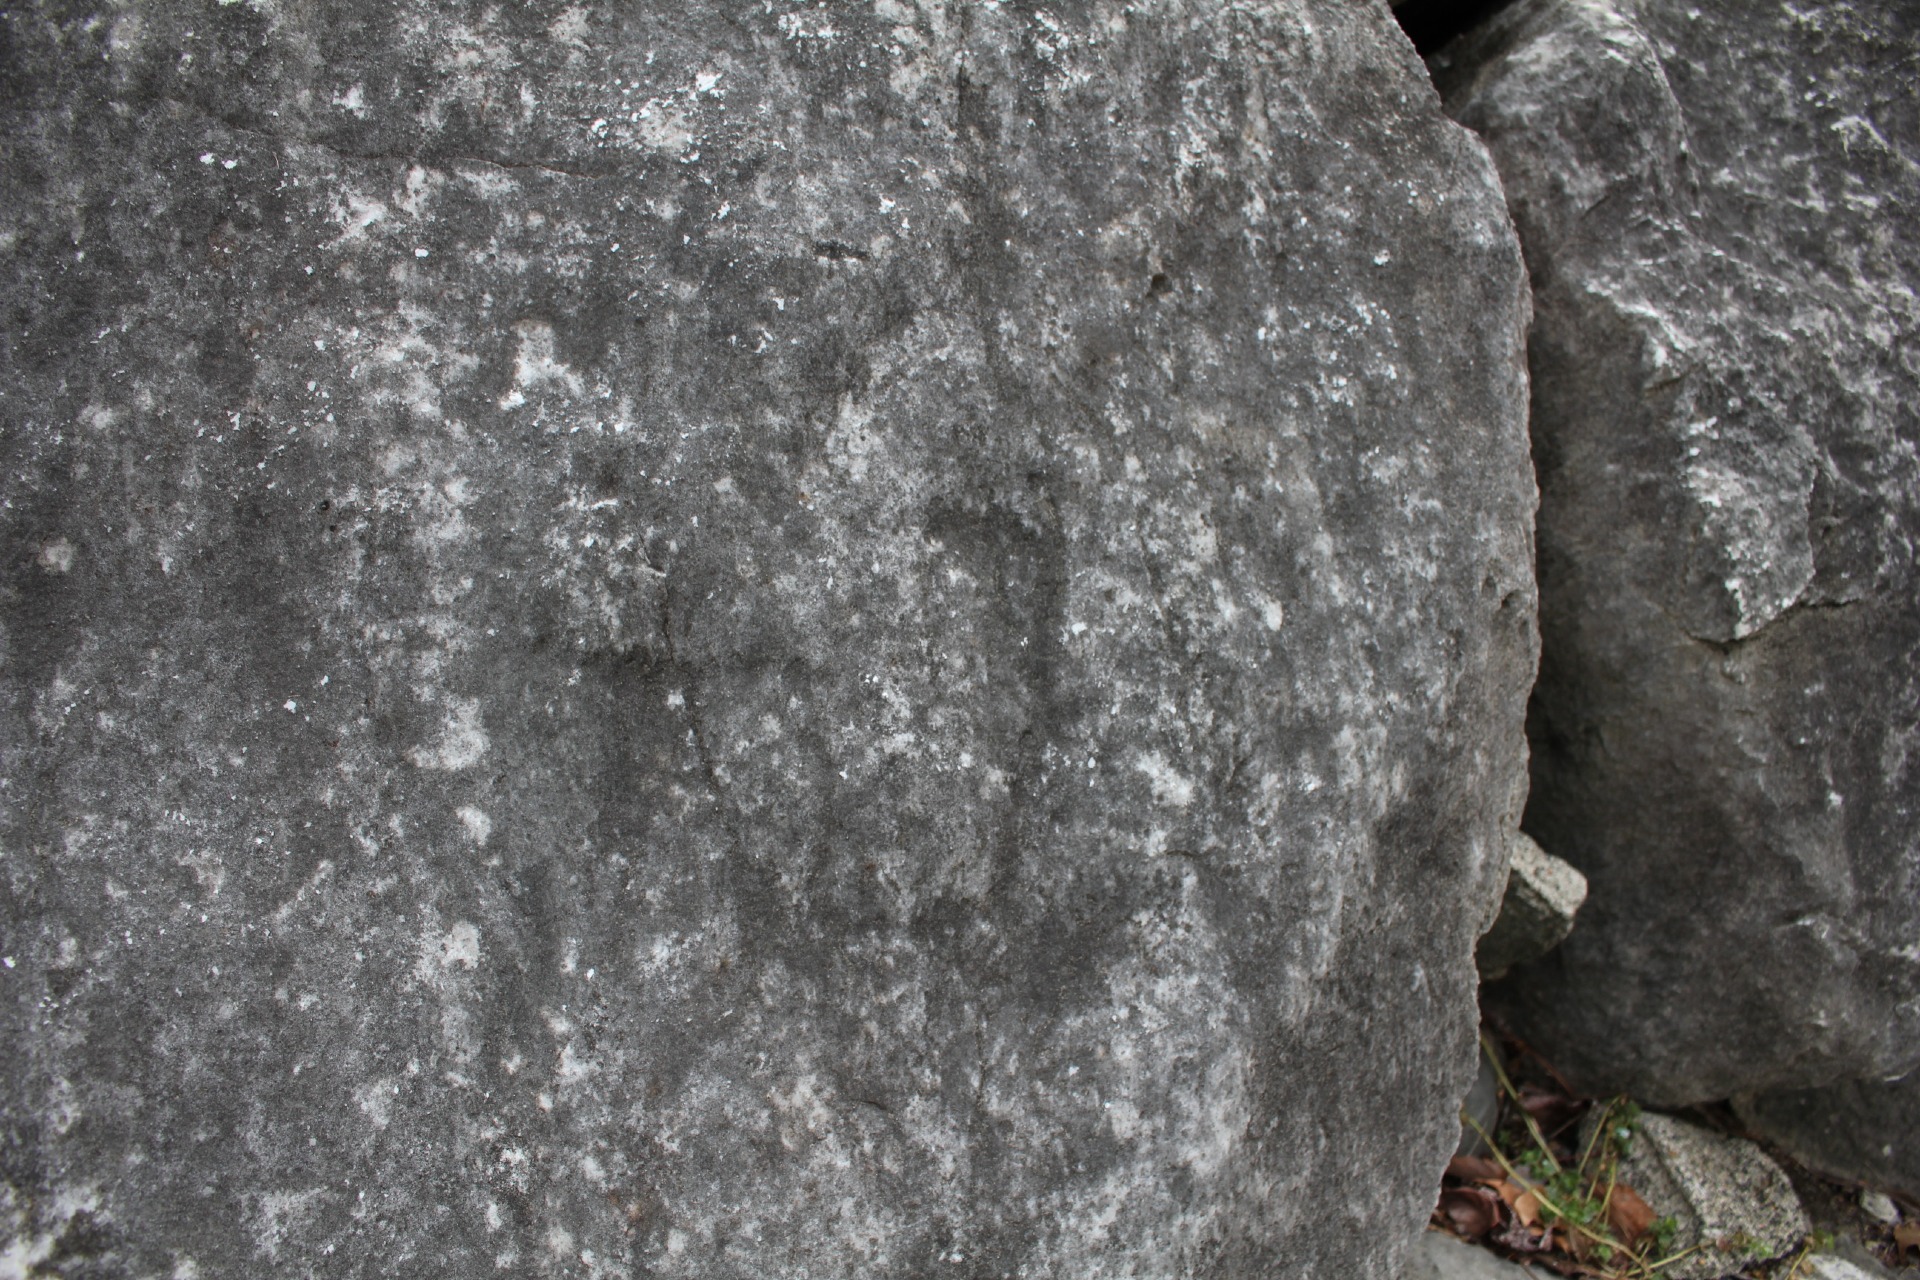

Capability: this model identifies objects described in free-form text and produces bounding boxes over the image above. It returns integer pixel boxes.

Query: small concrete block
[1477,832,1588,979]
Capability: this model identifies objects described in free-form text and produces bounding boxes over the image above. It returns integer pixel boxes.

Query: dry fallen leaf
[1494,1214,1555,1254]
[1607,1182,1657,1247]
[1436,1186,1506,1239]
[1488,1177,1547,1229]
[1517,1084,1585,1140]
[1893,1222,1920,1256]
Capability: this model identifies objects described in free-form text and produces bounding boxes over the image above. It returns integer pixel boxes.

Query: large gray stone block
[1436,0,1920,1104]
[0,2,1536,1276]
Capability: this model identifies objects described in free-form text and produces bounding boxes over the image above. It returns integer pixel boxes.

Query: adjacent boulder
[1737,1074,1920,1204]
[1435,0,1920,1103]
[0,2,1536,1275]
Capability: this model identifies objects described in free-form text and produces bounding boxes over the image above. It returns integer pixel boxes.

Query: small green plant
[1610,1099,1643,1158]
[1450,1035,1719,1280]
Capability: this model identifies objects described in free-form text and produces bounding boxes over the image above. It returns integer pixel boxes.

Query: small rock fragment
[1862,1190,1901,1226]
[1475,832,1587,980]
[1807,1255,1893,1280]
[1600,1112,1809,1280]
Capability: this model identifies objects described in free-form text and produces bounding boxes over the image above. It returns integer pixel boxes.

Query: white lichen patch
[328,191,388,246]
[248,1188,325,1262]
[457,805,493,846]
[407,697,489,770]
[499,321,585,408]
[353,1077,399,1129]
[0,1183,100,1279]
[415,919,482,985]
[35,538,74,573]
[1682,441,1815,639]
[1131,751,1195,809]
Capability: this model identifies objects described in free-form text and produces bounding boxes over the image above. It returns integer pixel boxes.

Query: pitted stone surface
[0,3,1535,1276]
[1436,0,1920,1104]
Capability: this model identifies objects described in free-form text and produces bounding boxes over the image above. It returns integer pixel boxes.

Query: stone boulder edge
[0,3,1536,1276]
[1434,0,1920,1104]
[1736,1074,1920,1205]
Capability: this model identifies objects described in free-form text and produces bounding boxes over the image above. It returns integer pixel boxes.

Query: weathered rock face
[0,3,1537,1275]
[1736,1074,1920,1204]
[1436,0,1920,1104]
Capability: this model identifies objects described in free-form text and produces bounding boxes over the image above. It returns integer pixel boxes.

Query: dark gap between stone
[1390,0,1521,56]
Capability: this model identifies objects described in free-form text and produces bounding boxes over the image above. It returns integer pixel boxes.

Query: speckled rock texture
[1435,0,1920,1105]
[1599,1112,1808,1280]
[0,3,1538,1276]
[1737,1073,1920,1203]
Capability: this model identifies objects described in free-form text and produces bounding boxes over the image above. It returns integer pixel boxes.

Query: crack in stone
[1680,592,1868,652]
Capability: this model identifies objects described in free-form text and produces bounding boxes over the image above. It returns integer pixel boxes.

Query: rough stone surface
[1601,1112,1809,1280]
[1737,1074,1920,1203]
[1474,830,1584,980]
[1435,0,1920,1104]
[1404,1231,1538,1280]
[0,3,1537,1276]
